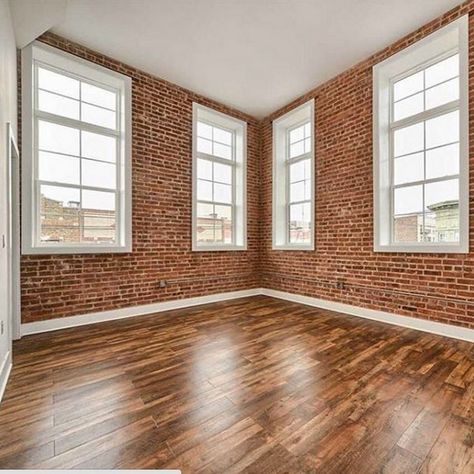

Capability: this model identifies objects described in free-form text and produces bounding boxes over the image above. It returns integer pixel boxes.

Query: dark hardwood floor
[0,295,473,472]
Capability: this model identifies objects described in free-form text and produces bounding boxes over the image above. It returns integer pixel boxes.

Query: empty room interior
[1,0,474,472]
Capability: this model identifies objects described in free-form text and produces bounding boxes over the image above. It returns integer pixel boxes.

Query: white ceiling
[45,0,462,118]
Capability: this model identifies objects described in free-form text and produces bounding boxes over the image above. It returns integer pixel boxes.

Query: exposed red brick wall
[22,1,474,331]
[260,1,474,330]
[20,33,261,323]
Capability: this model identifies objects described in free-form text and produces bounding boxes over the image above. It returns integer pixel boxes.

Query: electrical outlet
[159,280,167,288]
[336,280,346,290]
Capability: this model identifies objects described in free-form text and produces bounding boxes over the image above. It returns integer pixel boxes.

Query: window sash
[388,52,460,246]
[285,122,312,245]
[195,129,237,246]
[31,64,123,248]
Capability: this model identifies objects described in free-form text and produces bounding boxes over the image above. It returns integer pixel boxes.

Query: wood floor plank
[0,295,472,472]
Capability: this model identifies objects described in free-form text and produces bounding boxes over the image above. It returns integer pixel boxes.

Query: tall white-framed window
[21,42,132,254]
[273,99,315,250]
[373,16,468,253]
[192,103,247,251]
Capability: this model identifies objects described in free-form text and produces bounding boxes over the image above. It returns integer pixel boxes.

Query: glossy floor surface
[0,296,473,472]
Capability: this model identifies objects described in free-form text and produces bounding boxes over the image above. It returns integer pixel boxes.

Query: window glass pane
[214,182,232,203]
[197,122,212,139]
[304,137,311,153]
[290,140,305,159]
[81,102,116,129]
[393,122,424,157]
[197,137,212,155]
[214,162,232,184]
[304,122,311,138]
[81,82,116,110]
[289,202,311,244]
[40,185,80,213]
[196,202,215,243]
[426,110,459,149]
[393,152,424,185]
[81,131,116,163]
[82,159,116,189]
[393,71,423,101]
[37,67,79,99]
[82,189,115,211]
[426,143,459,180]
[425,54,459,88]
[38,120,80,156]
[213,127,232,145]
[82,213,116,243]
[197,179,212,201]
[393,92,424,121]
[425,78,459,110]
[425,209,459,243]
[197,158,212,180]
[290,182,304,202]
[425,179,458,211]
[290,125,304,143]
[39,151,80,185]
[214,204,232,244]
[213,142,232,160]
[290,160,305,183]
[394,185,423,215]
[40,186,81,243]
[394,214,423,243]
[38,90,80,120]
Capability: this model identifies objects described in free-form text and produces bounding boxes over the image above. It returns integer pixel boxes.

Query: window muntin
[390,54,460,245]
[373,15,468,253]
[22,42,131,254]
[192,103,246,250]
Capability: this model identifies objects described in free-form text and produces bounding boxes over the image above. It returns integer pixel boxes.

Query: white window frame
[192,103,247,251]
[272,99,315,250]
[373,15,468,253]
[21,41,132,254]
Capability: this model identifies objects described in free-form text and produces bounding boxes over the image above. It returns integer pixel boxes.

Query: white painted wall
[0,0,17,399]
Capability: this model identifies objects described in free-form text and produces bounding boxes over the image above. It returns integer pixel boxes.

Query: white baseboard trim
[20,287,474,343]
[0,351,12,404]
[21,288,263,336]
[261,288,474,343]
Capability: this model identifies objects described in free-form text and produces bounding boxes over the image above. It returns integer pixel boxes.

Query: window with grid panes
[192,103,246,250]
[22,42,131,254]
[373,16,468,253]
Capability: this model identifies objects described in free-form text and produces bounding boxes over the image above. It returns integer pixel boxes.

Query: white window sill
[22,245,132,255]
[374,243,468,254]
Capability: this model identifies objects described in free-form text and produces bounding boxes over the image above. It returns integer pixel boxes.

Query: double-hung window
[22,42,132,254]
[373,16,468,253]
[273,100,315,250]
[192,103,246,250]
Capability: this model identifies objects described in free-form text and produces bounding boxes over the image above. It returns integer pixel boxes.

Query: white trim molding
[21,288,262,336]
[373,15,469,253]
[21,41,132,255]
[272,99,315,250]
[20,287,474,343]
[192,103,247,251]
[0,351,12,404]
[261,288,474,343]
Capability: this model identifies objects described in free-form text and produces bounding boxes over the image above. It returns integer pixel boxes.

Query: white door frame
[6,123,21,340]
